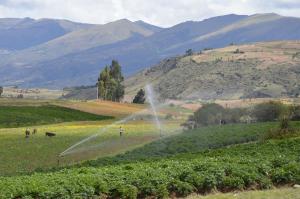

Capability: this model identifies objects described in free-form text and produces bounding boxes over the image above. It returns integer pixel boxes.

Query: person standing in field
[119,126,124,137]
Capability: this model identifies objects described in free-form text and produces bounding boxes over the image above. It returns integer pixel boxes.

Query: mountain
[125,40,300,100]
[134,20,163,33]
[1,19,155,66]
[0,18,92,50]
[1,13,300,88]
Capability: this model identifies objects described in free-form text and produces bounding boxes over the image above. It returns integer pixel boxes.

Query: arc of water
[59,101,167,157]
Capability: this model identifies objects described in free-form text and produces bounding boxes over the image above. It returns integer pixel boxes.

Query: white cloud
[0,0,300,27]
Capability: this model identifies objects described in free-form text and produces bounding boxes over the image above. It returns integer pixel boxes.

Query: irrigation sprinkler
[57,155,60,167]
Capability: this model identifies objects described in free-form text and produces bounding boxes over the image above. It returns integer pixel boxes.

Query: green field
[0,100,182,176]
[0,119,181,176]
[0,105,112,128]
[82,121,300,166]
[1,99,300,198]
[1,137,299,198]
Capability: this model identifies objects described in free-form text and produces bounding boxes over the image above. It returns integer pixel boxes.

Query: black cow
[45,132,56,137]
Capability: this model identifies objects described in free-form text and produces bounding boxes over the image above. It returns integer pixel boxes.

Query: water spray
[145,84,163,137]
[59,84,167,157]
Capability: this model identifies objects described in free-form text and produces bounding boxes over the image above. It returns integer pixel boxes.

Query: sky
[0,0,300,27]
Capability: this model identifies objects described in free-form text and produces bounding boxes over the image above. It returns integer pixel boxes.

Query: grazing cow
[220,119,227,125]
[45,132,56,137]
[25,128,30,138]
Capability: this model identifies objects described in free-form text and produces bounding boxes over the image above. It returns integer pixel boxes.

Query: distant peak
[114,18,133,23]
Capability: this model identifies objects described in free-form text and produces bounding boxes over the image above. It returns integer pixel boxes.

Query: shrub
[192,103,246,126]
[291,105,300,121]
[111,184,138,199]
[219,176,244,191]
[168,180,195,197]
[262,116,297,140]
[251,101,285,122]
[193,103,225,126]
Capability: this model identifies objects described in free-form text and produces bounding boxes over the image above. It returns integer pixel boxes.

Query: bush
[262,117,297,140]
[168,180,195,197]
[192,103,246,126]
[111,184,138,199]
[193,103,225,126]
[251,101,285,122]
[291,105,300,121]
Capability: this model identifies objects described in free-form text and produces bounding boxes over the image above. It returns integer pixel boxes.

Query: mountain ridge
[1,13,300,88]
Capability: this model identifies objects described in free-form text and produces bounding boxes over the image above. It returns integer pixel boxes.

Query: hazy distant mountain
[0,18,92,50]
[1,13,300,88]
[1,19,156,66]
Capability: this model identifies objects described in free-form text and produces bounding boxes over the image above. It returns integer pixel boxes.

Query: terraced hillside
[125,41,300,100]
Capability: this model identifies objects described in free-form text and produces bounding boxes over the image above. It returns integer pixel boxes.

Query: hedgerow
[0,138,299,199]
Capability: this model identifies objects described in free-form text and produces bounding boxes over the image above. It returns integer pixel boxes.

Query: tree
[185,49,193,56]
[110,60,124,82]
[133,89,146,104]
[97,60,125,102]
[0,86,3,97]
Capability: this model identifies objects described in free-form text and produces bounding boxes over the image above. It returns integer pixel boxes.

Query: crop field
[0,120,179,176]
[0,105,112,128]
[0,99,183,176]
[1,98,300,198]
[83,121,300,166]
[1,137,299,198]
[57,100,146,118]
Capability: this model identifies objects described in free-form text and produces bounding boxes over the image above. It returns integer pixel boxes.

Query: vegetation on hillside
[1,137,299,198]
[97,60,125,102]
[0,86,3,97]
[125,41,300,100]
[0,105,112,128]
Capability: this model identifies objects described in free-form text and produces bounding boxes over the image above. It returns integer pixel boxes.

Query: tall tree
[97,61,125,102]
[0,86,3,97]
[110,60,124,82]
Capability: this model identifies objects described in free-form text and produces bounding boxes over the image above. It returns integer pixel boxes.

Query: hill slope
[125,41,300,100]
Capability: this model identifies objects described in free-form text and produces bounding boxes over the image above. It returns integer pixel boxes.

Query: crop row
[0,138,299,199]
